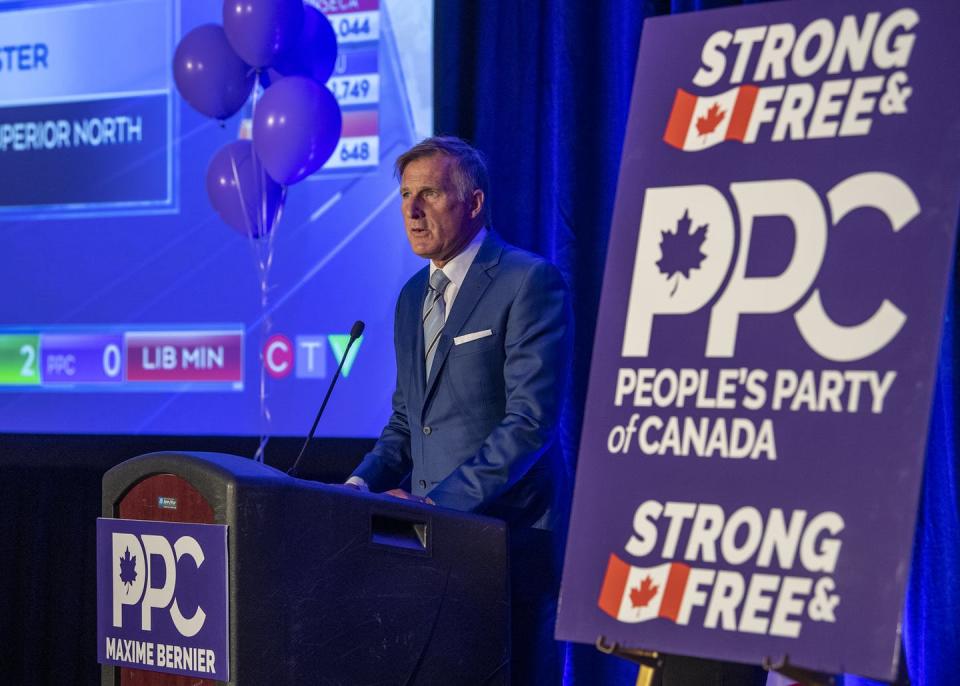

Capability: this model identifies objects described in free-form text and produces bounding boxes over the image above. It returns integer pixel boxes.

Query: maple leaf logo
[118,546,138,593]
[695,103,725,137]
[656,209,708,296]
[630,575,659,608]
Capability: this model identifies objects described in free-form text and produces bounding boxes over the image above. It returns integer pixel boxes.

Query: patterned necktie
[423,269,451,379]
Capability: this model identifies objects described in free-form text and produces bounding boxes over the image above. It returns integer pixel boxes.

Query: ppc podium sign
[96,518,229,681]
[557,0,960,680]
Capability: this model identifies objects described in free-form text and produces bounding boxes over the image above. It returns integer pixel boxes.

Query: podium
[99,451,510,685]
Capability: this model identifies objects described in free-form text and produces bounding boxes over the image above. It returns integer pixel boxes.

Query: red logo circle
[263,334,293,378]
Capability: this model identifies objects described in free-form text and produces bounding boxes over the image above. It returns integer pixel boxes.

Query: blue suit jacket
[352,232,571,529]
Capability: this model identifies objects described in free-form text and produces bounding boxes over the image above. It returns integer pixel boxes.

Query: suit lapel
[422,233,504,407]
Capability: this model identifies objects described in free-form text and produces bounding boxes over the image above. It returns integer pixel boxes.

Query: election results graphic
[0,324,364,390]
[96,518,229,681]
[0,327,242,389]
[0,0,434,436]
[556,0,960,680]
[0,0,175,214]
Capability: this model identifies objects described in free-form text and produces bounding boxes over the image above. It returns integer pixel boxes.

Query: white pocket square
[454,329,493,345]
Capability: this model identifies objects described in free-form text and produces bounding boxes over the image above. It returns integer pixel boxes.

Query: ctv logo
[623,172,918,361]
[112,532,206,637]
[263,333,363,379]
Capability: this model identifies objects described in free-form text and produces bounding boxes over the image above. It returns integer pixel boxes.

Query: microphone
[287,320,365,477]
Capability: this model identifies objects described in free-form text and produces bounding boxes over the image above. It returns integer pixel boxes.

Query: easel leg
[636,664,656,686]
[597,636,663,685]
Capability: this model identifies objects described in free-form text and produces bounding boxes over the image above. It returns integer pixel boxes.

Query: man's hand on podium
[342,476,368,491]
[386,489,435,505]
[339,479,434,505]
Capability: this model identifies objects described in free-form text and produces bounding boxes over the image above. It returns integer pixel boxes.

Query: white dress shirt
[428,227,487,319]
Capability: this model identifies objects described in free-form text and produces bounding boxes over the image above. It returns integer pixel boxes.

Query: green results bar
[0,334,41,385]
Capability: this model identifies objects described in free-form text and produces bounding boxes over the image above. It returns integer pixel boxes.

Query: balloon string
[228,154,251,235]
[248,69,272,464]
[251,70,266,242]
[249,69,264,244]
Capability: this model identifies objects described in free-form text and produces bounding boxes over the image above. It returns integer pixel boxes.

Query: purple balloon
[271,6,338,83]
[173,24,254,120]
[223,0,304,69]
[253,76,342,185]
[206,140,284,237]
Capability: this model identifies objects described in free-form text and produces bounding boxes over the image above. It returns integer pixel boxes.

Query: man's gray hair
[396,136,491,225]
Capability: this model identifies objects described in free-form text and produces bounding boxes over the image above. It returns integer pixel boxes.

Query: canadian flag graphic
[597,554,691,623]
[663,86,759,151]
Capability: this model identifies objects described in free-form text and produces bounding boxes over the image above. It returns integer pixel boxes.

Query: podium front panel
[100,452,509,685]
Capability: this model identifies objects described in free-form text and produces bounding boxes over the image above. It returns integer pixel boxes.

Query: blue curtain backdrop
[434,1,960,684]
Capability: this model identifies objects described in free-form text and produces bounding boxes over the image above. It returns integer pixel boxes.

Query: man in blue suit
[347,136,571,683]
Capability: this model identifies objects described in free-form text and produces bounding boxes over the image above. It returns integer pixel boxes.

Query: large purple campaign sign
[556,0,960,679]
[96,518,229,680]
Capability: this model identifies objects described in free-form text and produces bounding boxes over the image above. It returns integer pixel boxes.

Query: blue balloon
[253,76,342,185]
[206,140,284,236]
[223,0,304,69]
[271,6,338,84]
[173,24,254,120]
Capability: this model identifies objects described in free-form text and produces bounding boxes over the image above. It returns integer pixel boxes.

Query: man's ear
[469,189,485,220]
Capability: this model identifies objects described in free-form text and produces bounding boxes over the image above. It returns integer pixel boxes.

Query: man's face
[400,154,483,267]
